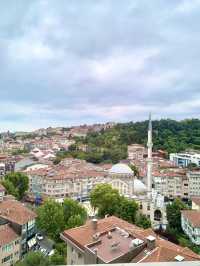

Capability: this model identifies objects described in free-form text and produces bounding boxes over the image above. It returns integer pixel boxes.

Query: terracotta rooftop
[0,199,37,225]
[191,197,200,207]
[0,224,20,246]
[182,210,200,227]
[0,183,5,192]
[61,216,200,263]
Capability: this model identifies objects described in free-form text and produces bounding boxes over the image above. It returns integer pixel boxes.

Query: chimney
[91,218,98,230]
[107,231,112,239]
[146,235,156,250]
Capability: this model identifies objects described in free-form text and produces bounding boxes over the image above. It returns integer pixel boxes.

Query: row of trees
[57,119,200,164]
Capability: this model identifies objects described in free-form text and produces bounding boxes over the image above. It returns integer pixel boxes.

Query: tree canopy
[15,252,50,266]
[54,119,200,164]
[36,199,65,241]
[90,184,141,225]
[1,172,29,200]
[166,198,188,233]
[63,198,87,229]
[36,198,87,241]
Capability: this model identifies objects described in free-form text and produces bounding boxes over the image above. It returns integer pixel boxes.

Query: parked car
[36,233,44,241]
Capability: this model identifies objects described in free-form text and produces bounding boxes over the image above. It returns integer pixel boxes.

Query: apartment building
[0,200,37,256]
[181,210,200,245]
[0,224,21,266]
[61,216,200,264]
[170,152,200,167]
[187,171,200,197]
[153,171,189,200]
[27,161,148,202]
[128,144,146,160]
[27,160,107,202]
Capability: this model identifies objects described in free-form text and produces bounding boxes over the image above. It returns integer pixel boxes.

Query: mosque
[107,114,167,229]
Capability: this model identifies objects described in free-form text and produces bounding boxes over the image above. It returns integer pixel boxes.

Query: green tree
[63,198,87,228]
[67,214,85,229]
[135,213,151,229]
[2,172,29,200]
[36,199,65,241]
[1,180,18,198]
[129,164,139,176]
[90,184,121,217]
[166,198,188,233]
[50,251,65,265]
[116,196,138,224]
[15,252,50,266]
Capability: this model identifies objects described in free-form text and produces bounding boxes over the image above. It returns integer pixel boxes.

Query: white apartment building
[170,152,200,167]
[181,210,200,245]
[153,173,189,199]
[187,171,200,197]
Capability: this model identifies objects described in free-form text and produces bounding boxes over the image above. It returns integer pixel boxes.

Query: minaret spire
[147,113,153,200]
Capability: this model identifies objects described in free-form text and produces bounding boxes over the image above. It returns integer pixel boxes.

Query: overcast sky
[1,0,200,131]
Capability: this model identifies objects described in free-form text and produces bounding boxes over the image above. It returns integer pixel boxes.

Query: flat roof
[86,227,143,263]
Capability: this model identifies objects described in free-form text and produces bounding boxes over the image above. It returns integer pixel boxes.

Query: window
[2,254,13,263]
[2,243,14,253]
[78,253,82,258]
[15,240,20,245]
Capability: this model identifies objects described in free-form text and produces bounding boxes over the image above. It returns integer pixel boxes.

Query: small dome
[109,163,133,175]
[134,179,147,194]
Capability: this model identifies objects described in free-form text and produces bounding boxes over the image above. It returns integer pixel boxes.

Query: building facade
[170,153,200,167]
[61,216,200,264]
[0,200,37,256]
[181,210,200,245]
[0,224,21,266]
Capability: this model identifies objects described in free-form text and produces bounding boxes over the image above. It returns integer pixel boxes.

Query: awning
[28,237,36,248]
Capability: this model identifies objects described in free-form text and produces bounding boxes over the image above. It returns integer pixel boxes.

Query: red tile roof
[182,210,200,227]
[0,200,37,225]
[192,197,200,207]
[0,224,20,246]
[62,216,200,263]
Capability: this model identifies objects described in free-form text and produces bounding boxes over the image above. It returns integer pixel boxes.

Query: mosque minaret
[147,113,153,200]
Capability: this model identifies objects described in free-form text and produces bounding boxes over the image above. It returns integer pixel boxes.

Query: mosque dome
[109,163,133,175]
[133,179,147,194]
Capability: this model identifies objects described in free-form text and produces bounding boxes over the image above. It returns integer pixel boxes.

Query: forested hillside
[55,119,200,164]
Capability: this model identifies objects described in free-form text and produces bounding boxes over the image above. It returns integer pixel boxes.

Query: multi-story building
[181,210,200,245]
[0,224,21,266]
[61,216,200,264]
[0,199,37,256]
[170,152,200,167]
[128,144,146,160]
[153,171,189,200]
[187,171,200,197]
[0,184,5,202]
[27,161,148,203]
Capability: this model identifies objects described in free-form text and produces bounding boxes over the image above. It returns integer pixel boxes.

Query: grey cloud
[0,0,200,130]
